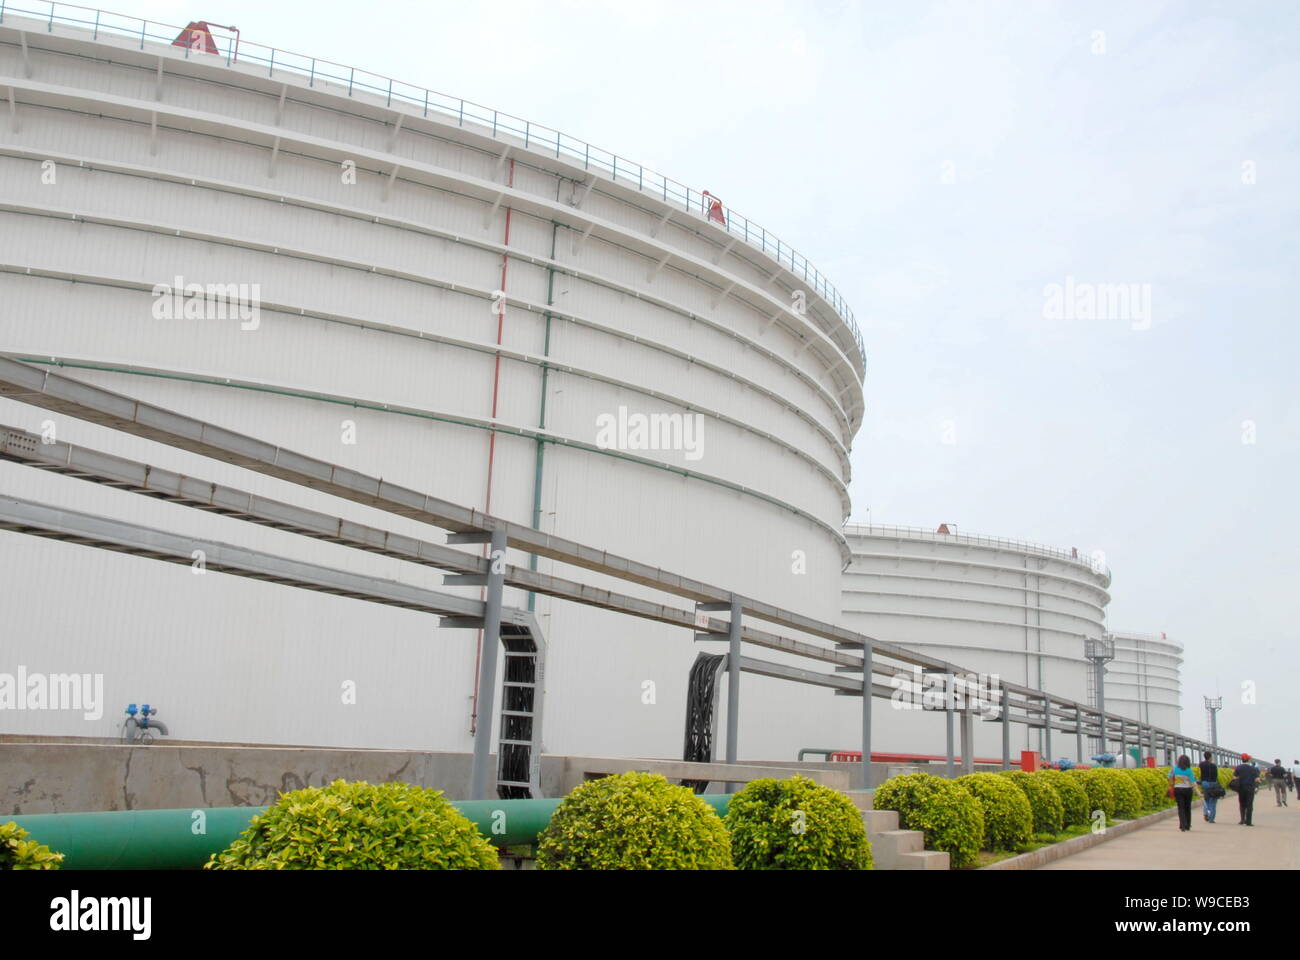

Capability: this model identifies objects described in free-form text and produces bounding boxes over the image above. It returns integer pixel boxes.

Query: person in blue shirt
[1169,755,1199,831]
[1197,752,1219,823]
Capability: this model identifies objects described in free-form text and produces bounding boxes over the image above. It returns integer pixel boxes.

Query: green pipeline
[8,795,733,870]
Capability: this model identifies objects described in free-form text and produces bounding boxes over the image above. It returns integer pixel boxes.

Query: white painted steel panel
[0,20,868,761]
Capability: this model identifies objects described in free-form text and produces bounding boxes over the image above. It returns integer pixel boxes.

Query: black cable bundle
[681,653,727,793]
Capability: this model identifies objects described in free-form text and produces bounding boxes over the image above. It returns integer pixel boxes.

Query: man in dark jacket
[1198,752,1220,823]
[1269,759,1289,807]
[1234,755,1260,825]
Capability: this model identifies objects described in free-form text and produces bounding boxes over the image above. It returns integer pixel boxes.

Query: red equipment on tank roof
[172,21,220,54]
[702,191,726,227]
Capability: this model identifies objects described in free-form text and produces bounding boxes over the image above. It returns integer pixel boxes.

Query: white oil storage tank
[841,523,1112,758]
[1104,631,1183,733]
[0,11,865,761]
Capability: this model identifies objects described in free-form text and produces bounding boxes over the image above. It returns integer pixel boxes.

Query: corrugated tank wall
[842,525,1113,757]
[0,16,865,761]
[1105,631,1183,733]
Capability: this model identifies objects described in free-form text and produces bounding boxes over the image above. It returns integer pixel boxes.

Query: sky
[72,0,1298,757]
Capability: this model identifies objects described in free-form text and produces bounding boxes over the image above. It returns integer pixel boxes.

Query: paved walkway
[1039,793,1299,869]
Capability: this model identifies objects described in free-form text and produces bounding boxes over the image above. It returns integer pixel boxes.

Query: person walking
[1268,758,1289,807]
[1169,754,1198,832]
[1232,754,1260,826]
[1292,760,1300,801]
[1198,751,1220,823]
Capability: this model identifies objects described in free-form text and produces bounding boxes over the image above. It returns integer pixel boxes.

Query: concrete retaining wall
[0,742,851,815]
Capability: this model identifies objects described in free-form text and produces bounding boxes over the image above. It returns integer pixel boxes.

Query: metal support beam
[0,496,489,620]
[945,688,955,779]
[383,164,400,201]
[268,136,281,178]
[725,595,742,793]
[1001,700,1011,770]
[483,191,506,227]
[1076,705,1084,763]
[275,84,288,125]
[574,177,597,208]
[959,709,975,776]
[19,32,33,78]
[469,528,507,800]
[571,222,595,255]
[6,86,15,134]
[861,643,873,787]
[646,251,671,283]
[155,58,164,100]
[1043,695,1052,764]
[649,207,673,238]
[711,280,737,309]
[711,237,737,265]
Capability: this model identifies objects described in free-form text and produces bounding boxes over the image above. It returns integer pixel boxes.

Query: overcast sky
[107,0,1298,757]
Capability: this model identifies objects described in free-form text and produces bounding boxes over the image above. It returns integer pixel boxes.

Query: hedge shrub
[1000,770,1064,834]
[1070,768,1116,819]
[873,773,984,868]
[954,773,1032,851]
[0,822,63,870]
[206,779,499,870]
[1037,770,1091,827]
[1096,769,1143,819]
[537,772,732,870]
[725,776,871,870]
[1123,769,1166,810]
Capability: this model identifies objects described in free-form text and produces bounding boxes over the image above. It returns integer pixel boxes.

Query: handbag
[1166,784,1175,798]
[1207,783,1226,799]
[1228,777,1240,792]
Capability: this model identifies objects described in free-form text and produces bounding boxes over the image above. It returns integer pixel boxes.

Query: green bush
[955,773,1032,851]
[873,773,984,868]
[0,822,63,870]
[725,776,871,870]
[1217,767,1234,791]
[205,779,499,870]
[537,772,732,870]
[1119,768,1155,809]
[1123,769,1167,810]
[1096,769,1143,819]
[1000,771,1064,834]
[1070,768,1116,819]
[1037,770,1091,826]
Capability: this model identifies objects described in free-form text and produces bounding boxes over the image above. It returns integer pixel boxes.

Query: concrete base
[0,741,853,815]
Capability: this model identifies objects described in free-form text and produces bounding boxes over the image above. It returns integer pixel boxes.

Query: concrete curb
[980,802,1197,870]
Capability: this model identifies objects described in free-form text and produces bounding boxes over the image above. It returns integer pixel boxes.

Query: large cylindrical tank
[842,524,1112,757]
[0,13,865,760]
[1104,631,1183,733]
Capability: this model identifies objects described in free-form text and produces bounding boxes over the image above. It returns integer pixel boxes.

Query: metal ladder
[494,614,547,799]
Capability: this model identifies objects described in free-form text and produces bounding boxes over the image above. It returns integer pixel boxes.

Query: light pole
[1085,636,1115,754]
[1204,696,1222,749]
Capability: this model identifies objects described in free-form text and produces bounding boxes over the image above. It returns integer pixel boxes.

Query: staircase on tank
[844,791,949,870]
